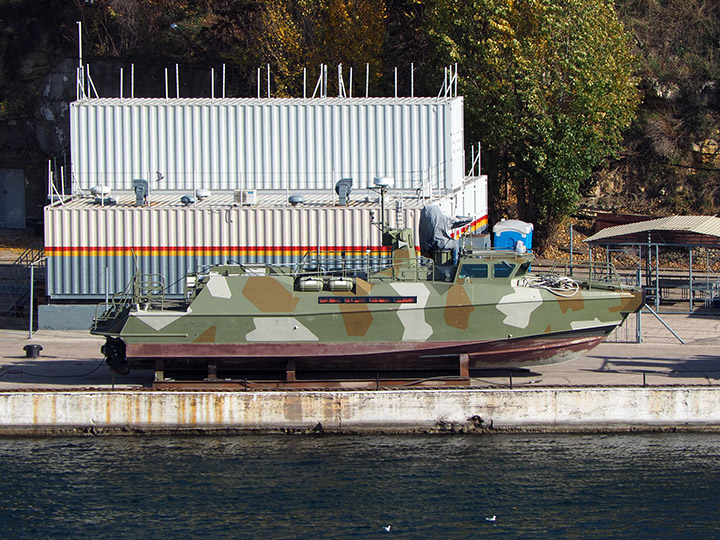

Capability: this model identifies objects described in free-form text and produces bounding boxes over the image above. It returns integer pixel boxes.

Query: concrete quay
[0,311,719,434]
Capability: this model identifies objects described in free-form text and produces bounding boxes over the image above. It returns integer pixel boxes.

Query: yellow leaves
[489,18,513,35]
[305,0,388,67]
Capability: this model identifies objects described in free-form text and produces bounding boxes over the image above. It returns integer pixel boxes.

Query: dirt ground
[0,228,43,263]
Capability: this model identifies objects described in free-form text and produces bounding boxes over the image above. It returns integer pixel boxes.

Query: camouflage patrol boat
[91,221,643,377]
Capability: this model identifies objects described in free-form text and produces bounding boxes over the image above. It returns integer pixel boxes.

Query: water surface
[1,433,718,539]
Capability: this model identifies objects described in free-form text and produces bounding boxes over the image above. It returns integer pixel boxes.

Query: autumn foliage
[7,0,719,232]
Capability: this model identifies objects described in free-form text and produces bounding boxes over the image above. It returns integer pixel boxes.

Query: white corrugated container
[46,175,488,299]
[45,203,424,298]
[70,97,464,194]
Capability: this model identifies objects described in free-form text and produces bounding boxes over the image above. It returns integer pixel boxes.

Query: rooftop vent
[90,185,111,197]
[195,188,211,200]
[289,195,305,206]
[132,179,149,206]
[335,178,353,205]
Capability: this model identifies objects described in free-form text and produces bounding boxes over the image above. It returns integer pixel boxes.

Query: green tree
[424,0,639,240]
[289,0,388,94]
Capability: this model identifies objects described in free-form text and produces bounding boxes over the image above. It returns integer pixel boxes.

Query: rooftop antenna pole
[394,67,397,98]
[324,64,328,97]
[257,67,261,99]
[164,67,169,102]
[267,63,270,98]
[222,63,226,98]
[454,62,458,96]
[77,21,83,99]
[131,63,135,98]
[176,64,179,98]
[365,63,369,97]
[312,65,322,98]
[211,67,215,99]
[119,67,123,100]
[86,64,100,98]
[303,67,307,99]
[478,142,481,175]
[338,63,342,97]
[47,160,52,205]
[411,63,414,97]
[77,21,82,70]
[349,67,353,98]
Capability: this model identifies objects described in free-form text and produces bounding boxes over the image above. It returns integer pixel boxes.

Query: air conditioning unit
[234,189,257,206]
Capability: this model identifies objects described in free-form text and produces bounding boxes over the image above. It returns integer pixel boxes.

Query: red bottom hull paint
[125,328,612,372]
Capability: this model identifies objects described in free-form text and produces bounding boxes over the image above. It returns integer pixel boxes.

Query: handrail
[548,260,625,290]
[133,273,166,309]
[92,272,166,330]
[0,247,46,322]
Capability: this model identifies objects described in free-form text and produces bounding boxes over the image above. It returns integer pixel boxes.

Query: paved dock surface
[0,311,719,390]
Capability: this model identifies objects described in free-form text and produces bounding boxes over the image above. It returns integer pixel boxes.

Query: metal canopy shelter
[584,215,720,312]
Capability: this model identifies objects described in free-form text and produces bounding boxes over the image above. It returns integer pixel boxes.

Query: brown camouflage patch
[355,278,373,296]
[609,291,644,313]
[445,284,474,329]
[339,304,373,336]
[243,276,300,312]
[194,325,217,343]
[557,294,585,313]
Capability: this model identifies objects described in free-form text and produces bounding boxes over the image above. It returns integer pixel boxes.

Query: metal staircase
[0,247,45,330]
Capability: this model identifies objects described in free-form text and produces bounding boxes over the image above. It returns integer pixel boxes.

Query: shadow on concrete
[0,358,151,387]
[581,353,720,381]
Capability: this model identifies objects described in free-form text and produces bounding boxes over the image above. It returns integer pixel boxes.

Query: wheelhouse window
[516,261,531,277]
[458,263,489,279]
[493,261,515,278]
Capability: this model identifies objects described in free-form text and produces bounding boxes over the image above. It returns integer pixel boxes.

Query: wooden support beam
[154,359,164,382]
[459,353,469,378]
[286,360,296,382]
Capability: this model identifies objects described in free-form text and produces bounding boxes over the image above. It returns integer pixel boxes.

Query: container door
[0,168,25,229]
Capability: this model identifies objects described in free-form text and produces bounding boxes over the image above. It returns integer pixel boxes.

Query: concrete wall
[1,387,719,434]
[38,304,97,330]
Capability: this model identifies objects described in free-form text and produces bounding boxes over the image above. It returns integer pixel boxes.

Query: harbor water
[1,433,719,539]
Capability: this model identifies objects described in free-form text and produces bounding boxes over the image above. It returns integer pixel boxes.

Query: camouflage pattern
[92,227,643,374]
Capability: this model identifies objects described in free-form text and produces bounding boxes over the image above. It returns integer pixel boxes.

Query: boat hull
[122,326,613,372]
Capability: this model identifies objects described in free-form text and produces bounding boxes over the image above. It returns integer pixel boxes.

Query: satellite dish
[180,195,195,206]
[195,188,211,200]
[374,177,394,188]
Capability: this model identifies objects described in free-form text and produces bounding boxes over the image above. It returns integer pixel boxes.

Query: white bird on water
[383,525,392,532]
[486,515,497,522]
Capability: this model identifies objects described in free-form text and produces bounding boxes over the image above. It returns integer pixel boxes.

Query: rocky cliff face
[0,0,76,225]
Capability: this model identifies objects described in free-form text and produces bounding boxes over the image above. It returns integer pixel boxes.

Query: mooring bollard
[23,344,43,359]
